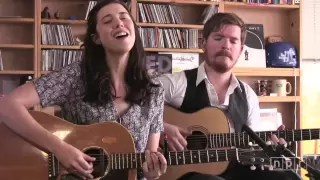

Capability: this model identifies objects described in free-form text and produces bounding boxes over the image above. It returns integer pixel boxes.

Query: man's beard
[205,50,234,73]
[206,59,231,73]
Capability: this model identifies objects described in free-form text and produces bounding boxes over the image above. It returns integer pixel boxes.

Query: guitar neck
[256,129,320,142]
[49,148,242,175]
[109,148,240,170]
[208,129,320,148]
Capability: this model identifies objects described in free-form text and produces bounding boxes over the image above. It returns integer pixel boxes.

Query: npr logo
[270,155,320,171]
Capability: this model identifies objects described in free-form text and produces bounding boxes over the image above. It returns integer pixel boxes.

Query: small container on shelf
[254,80,270,96]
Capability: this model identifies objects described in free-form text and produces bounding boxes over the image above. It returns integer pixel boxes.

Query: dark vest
[179,68,248,133]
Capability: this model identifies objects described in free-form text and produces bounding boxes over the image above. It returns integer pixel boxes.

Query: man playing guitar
[158,12,302,180]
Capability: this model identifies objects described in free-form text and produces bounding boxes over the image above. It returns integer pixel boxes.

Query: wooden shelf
[41,19,87,25]
[41,45,81,50]
[0,18,34,23]
[233,67,300,77]
[223,2,299,10]
[41,71,50,74]
[0,44,34,49]
[138,0,219,5]
[137,23,203,29]
[258,96,300,102]
[0,70,34,75]
[144,48,203,53]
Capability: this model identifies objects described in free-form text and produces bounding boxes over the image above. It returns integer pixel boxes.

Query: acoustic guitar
[0,110,266,180]
[159,105,320,180]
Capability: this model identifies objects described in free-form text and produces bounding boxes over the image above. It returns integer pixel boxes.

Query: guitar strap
[179,68,248,133]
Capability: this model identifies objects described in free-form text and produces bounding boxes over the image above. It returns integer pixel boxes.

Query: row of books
[42,49,83,71]
[137,3,219,25]
[85,0,131,20]
[137,3,183,24]
[85,1,97,20]
[139,27,202,49]
[40,25,204,48]
[225,0,297,5]
[41,24,76,46]
[199,5,219,25]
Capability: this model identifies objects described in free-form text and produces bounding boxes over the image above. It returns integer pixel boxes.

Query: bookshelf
[0,0,313,179]
[0,0,38,111]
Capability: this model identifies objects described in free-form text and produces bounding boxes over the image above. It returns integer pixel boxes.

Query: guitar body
[0,111,137,180]
[159,105,231,180]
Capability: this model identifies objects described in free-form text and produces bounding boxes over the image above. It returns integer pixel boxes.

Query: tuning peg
[250,165,256,171]
[248,142,255,150]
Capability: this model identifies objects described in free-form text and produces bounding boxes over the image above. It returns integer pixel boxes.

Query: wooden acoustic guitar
[159,105,320,180]
[0,110,267,180]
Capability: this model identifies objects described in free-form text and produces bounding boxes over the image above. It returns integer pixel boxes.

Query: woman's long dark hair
[80,0,159,105]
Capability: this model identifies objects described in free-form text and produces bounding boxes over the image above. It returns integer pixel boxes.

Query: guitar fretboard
[206,129,320,148]
[48,148,241,176]
[110,148,240,170]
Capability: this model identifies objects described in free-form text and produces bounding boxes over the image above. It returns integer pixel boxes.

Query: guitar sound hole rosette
[83,147,109,179]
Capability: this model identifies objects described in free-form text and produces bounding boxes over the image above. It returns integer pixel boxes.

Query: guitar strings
[71,150,244,158]
[183,133,320,146]
[57,149,256,164]
[183,131,320,144]
[184,131,320,138]
[165,130,319,150]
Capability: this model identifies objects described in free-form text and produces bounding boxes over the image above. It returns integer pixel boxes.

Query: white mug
[272,79,292,96]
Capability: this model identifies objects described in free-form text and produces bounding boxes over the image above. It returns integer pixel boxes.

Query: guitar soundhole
[186,131,208,150]
[83,148,109,179]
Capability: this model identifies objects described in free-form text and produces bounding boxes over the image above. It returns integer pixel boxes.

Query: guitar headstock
[237,145,271,171]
